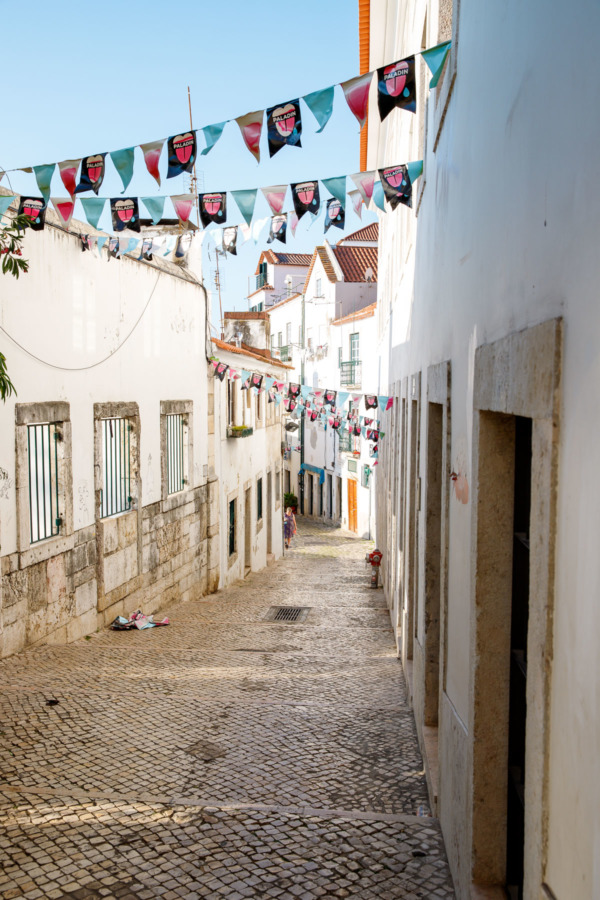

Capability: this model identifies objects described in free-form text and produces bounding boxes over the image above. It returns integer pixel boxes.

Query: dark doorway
[506,416,532,899]
[327,473,333,519]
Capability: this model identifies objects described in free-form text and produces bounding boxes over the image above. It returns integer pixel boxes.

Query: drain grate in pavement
[265,606,310,624]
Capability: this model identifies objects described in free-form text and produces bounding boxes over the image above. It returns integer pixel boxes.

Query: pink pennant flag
[239,222,252,243]
[171,194,196,225]
[261,185,287,215]
[341,72,373,129]
[386,397,394,411]
[352,393,361,404]
[349,190,363,219]
[289,210,299,237]
[58,159,80,196]
[140,139,165,187]
[51,197,76,229]
[350,171,376,205]
[236,110,263,163]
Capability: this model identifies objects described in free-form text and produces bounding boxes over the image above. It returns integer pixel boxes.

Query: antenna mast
[187,86,200,229]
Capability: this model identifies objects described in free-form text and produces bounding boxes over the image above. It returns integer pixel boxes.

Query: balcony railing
[338,432,352,453]
[273,345,292,361]
[340,361,362,387]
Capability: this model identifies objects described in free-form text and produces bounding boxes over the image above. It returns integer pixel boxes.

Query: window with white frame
[316,278,322,297]
[227,379,236,427]
[350,333,360,361]
[286,322,292,345]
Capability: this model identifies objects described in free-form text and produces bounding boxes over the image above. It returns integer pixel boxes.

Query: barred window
[166,413,188,495]
[27,423,61,543]
[257,477,263,521]
[101,417,132,518]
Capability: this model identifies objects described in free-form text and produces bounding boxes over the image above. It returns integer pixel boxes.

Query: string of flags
[0,160,423,241]
[211,356,394,463]
[0,41,450,196]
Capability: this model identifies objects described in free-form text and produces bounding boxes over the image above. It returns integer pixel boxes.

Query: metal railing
[167,414,186,495]
[101,417,132,518]
[28,423,61,543]
[340,361,362,387]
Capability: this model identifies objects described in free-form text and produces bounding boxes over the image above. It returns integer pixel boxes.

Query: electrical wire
[0,270,162,372]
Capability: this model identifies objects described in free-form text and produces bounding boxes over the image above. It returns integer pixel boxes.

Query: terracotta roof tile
[333,301,377,326]
[337,223,379,243]
[255,250,312,274]
[332,245,378,282]
[211,338,293,369]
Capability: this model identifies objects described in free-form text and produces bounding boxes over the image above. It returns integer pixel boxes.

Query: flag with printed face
[324,198,344,232]
[324,389,337,407]
[223,226,238,255]
[377,56,417,119]
[75,154,107,194]
[250,373,263,391]
[378,165,413,209]
[267,100,302,157]
[215,362,229,381]
[199,192,227,228]
[291,180,320,219]
[18,197,46,230]
[110,198,141,233]
[364,394,378,410]
[167,132,197,179]
[267,213,287,244]
[288,383,301,399]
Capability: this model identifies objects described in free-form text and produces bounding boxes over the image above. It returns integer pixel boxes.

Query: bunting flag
[289,210,299,237]
[139,238,153,261]
[349,190,363,219]
[303,86,335,133]
[141,196,165,225]
[406,160,424,184]
[58,159,80,196]
[200,122,227,156]
[223,225,238,255]
[267,214,287,244]
[267,100,302,157]
[232,189,258,226]
[341,72,372,129]
[97,236,108,256]
[250,373,263,390]
[140,139,164,187]
[350,171,375,205]
[324,197,344,232]
[110,198,140,233]
[121,237,139,256]
[252,216,269,243]
[51,197,76,229]
[322,176,347,205]
[372,180,386,211]
[199,192,227,227]
[215,362,229,381]
[167,132,197,179]
[377,57,417,119]
[171,194,196,226]
[75,154,107,194]
[175,233,192,259]
[110,147,135,192]
[239,222,252,243]
[422,40,451,87]
[364,394,378,410]
[262,185,287,215]
[291,180,320,219]
[33,164,55,202]
[236,110,263,162]
[379,164,413,209]
[108,237,120,259]
[288,383,301,399]
[324,389,337,407]
[337,391,350,408]
[18,197,46,230]
[0,195,15,218]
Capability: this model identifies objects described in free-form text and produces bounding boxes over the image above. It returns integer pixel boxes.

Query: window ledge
[227,550,238,569]
[227,426,254,438]
[19,533,75,569]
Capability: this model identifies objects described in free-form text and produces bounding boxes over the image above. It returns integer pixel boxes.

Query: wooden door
[348,479,357,533]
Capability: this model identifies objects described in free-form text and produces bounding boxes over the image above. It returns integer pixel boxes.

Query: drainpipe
[299,290,305,515]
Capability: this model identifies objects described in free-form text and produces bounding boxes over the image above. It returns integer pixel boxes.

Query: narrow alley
[0,521,454,899]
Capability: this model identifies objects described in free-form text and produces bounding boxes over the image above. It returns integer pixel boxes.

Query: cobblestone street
[0,520,455,899]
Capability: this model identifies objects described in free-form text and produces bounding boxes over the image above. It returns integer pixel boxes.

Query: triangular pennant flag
[303,86,335,133]
[265,376,275,392]
[140,139,164,187]
[58,159,80,196]
[80,197,106,229]
[350,171,375,205]
[386,397,394,411]
[232,189,258,226]
[348,190,363,219]
[421,40,451,88]
[110,198,141,233]
[325,197,345,232]
[377,56,417,120]
[33,164,55,202]
[378,396,390,413]
[200,122,227,156]
[51,197,76,229]
[199,192,227,228]
[337,391,350,408]
[97,236,108,256]
[122,237,140,256]
[75,154,107,194]
[322,176,347,205]
[379,164,413,209]
[167,131,197,178]
[171,194,195,226]
[0,196,16,219]
[300,385,312,400]
[406,160,424,184]
[267,214,287,245]
[110,147,135,193]
[261,185,287,215]
[18,197,47,230]
[266,100,302,157]
[341,72,372,128]
[252,216,269,243]
[289,210,299,237]
[372,180,386,211]
[223,226,238,255]
[239,222,252,243]
[141,196,165,225]
[235,110,263,162]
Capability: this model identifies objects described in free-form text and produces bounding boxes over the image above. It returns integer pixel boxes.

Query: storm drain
[265,606,310,624]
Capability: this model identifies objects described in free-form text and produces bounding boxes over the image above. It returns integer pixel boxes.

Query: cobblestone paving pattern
[0,519,455,898]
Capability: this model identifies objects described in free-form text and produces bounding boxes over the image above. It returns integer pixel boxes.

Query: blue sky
[0,0,377,329]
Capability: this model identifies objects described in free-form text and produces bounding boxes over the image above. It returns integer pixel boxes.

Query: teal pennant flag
[33,164,55,202]
[231,189,257,226]
[0,195,16,218]
[122,238,139,256]
[322,176,347,204]
[372,181,386,211]
[303,86,335,133]
[200,122,227,156]
[141,196,165,225]
[97,236,108,256]
[80,197,106,229]
[421,41,451,88]
[337,391,350,408]
[110,147,135,192]
[301,385,312,400]
[406,160,424,184]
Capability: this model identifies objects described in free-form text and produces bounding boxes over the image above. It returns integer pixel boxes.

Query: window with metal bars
[166,414,187,495]
[27,423,61,543]
[257,477,263,521]
[101,417,132,518]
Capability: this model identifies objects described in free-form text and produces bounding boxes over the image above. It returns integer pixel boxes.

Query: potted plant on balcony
[284,492,298,513]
